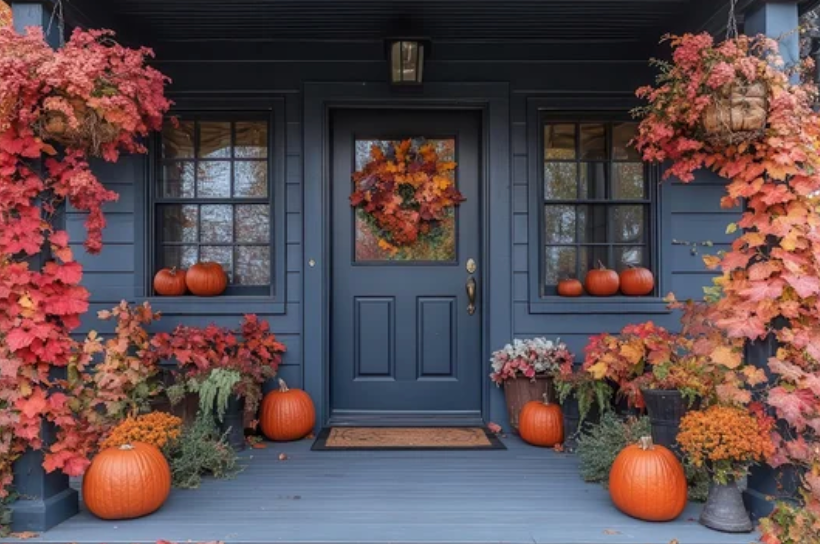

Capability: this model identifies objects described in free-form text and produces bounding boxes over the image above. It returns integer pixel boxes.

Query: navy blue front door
[330,109,483,423]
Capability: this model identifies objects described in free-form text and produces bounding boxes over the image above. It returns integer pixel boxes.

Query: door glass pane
[236,246,271,285]
[160,205,198,243]
[613,123,640,161]
[612,163,646,200]
[234,161,268,197]
[199,121,231,158]
[235,122,268,158]
[544,163,577,200]
[198,162,231,198]
[162,120,194,159]
[545,124,576,160]
[612,205,645,243]
[544,205,576,244]
[353,138,457,262]
[545,247,576,285]
[580,124,606,160]
[200,205,233,243]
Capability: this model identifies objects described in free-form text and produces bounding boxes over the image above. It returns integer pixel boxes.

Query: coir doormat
[311,427,506,451]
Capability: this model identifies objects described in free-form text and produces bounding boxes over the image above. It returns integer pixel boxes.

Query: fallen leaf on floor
[278,452,288,461]
[9,532,38,540]
[306,433,315,439]
[668,539,679,544]
[602,529,621,535]
[553,443,565,452]
[251,442,267,449]
[487,422,502,434]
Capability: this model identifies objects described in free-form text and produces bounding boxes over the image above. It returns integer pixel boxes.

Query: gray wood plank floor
[4,437,759,544]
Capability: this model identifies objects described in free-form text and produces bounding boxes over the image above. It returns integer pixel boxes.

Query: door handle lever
[466,276,477,316]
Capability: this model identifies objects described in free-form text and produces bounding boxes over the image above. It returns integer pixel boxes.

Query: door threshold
[328,411,485,427]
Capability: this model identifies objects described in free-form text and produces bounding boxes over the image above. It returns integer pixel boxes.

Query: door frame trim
[303,82,511,429]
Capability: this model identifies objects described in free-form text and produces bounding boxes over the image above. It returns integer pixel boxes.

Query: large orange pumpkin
[557,278,583,297]
[83,442,171,520]
[609,436,687,521]
[619,266,654,296]
[584,261,620,296]
[519,395,563,447]
[186,261,228,297]
[260,379,315,441]
[153,267,187,296]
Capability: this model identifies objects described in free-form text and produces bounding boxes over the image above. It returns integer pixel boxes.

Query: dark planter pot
[217,395,246,452]
[503,375,554,433]
[560,394,601,450]
[700,481,754,533]
[641,389,699,453]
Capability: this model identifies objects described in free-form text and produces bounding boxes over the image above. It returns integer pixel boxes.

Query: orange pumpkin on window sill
[619,266,654,296]
[186,261,228,296]
[153,267,187,296]
[557,278,583,297]
[584,261,619,296]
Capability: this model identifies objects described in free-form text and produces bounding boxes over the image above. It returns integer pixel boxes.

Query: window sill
[146,296,286,316]
[528,297,671,315]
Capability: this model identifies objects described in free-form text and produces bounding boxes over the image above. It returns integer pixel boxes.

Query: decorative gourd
[584,261,620,296]
[609,436,687,522]
[153,267,187,296]
[557,279,583,297]
[619,266,654,296]
[260,379,315,441]
[186,261,228,297]
[518,394,563,447]
[82,442,171,520]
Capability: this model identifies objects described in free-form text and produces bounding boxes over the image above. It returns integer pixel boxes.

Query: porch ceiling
[69,0,772,44]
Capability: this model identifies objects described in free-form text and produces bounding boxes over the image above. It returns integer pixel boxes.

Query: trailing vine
[0,26,171,509]
[634,32,820,542]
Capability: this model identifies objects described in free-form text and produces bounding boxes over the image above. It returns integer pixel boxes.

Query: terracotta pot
[702,82,767,144]
[503,375,555,432]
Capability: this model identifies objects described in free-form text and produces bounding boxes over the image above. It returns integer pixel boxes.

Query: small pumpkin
[260,379,316,442]
[557,278,583,297]
[153,267,187,296]
[584,261,620,296]
[82,442,171,520]
[619,266,654,296]
[609,436,687,522]
[519,394,563,447]
[186,261,228,297]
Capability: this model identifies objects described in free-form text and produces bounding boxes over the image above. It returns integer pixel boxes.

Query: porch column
[741,0,801,521]
[7,1,78,533]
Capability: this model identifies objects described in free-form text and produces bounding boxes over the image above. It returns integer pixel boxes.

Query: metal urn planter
[641,389,699,453]
[503,375,554,433]
[217,395,246,452]
[700,481,754,533]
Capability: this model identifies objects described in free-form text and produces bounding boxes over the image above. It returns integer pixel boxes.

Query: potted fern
[152,316,286,451]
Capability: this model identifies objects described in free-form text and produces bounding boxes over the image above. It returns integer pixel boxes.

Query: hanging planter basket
[37,97,120,154]
[702,82,768,146]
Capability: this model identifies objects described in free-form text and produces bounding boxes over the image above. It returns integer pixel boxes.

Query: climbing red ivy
[0,26,171,502]
[634,32,820,543]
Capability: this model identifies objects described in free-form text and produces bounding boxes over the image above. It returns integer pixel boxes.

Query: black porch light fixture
[387,38,429,86]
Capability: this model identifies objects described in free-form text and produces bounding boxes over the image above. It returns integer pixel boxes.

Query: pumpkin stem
[278,378,290,393]
[597,260,607,270]
[170,266,178,275]
[119,444,135,451]
[638,436,654,451]
[542,392,551,404]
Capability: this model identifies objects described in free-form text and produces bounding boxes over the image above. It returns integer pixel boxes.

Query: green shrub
[577,412,651,485]
[165,415,240,489]
[576,411,710,500]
